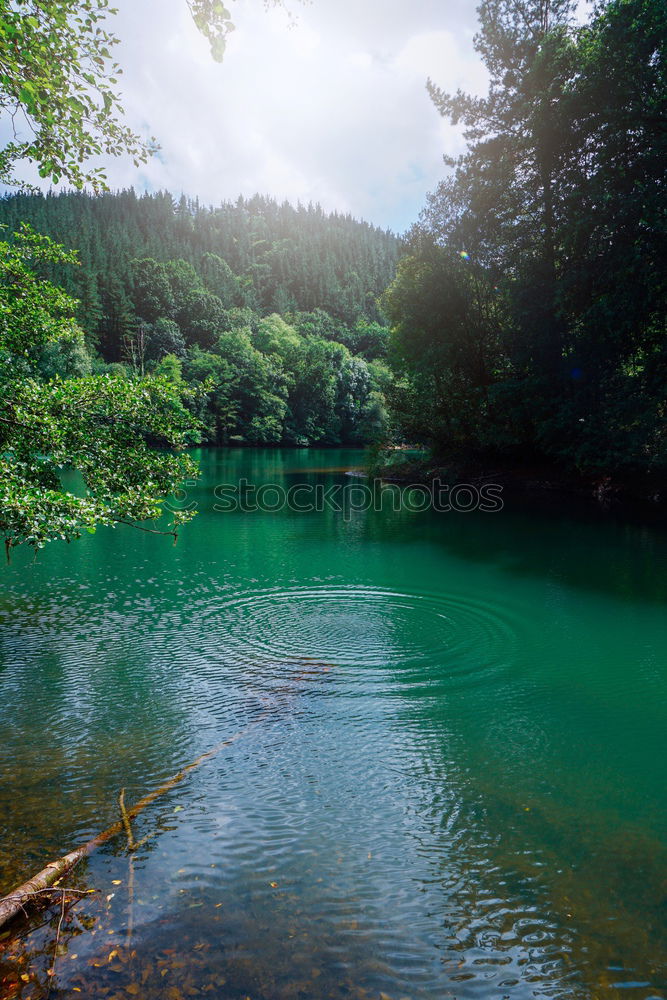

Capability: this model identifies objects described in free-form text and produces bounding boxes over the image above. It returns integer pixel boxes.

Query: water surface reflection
[1,449,666,999]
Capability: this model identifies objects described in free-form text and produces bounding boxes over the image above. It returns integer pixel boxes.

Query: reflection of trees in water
[342,487,667,606]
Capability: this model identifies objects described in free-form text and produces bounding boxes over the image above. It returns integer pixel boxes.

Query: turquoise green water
[1,448,666,1000]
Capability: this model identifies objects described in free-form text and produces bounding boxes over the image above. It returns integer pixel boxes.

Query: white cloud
[2,0,489,232]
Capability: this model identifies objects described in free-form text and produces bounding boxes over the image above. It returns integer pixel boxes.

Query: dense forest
[0,192,399,447]
[1,0,665,518]
[381,0,667,493]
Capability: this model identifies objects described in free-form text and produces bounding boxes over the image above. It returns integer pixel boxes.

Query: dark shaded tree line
[382,0,667,488]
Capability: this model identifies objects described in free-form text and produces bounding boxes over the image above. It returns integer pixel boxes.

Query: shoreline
[371,455,667,517]
[187,444,667,521]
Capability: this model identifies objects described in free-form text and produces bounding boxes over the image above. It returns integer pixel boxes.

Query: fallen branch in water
[0,711,266,931]
[118,788,136,949]
[118,788,137,853]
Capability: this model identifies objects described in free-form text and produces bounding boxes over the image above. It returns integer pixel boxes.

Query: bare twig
[118,789,137,851]
[119,788,137,948]
[115,520,178,541]
[12,888,94,901]
[45,888,66,997]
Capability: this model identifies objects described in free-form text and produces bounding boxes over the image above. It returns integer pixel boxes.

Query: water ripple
[200,583,522,684]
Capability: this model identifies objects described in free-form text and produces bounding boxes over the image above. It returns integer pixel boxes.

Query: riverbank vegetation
[379,0,666,496]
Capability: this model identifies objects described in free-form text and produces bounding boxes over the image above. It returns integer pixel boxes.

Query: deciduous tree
[0,225,198,554]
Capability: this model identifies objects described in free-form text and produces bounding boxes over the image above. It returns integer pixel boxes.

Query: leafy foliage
[0,0,158,190]
[0,191,399,331]
[0,0,297,190]
[187,0,296,61]
[382,237,507,455]
[0,225,198,554]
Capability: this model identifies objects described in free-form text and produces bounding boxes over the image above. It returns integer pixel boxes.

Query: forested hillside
[0,192,399,447]
[0,191,398,334]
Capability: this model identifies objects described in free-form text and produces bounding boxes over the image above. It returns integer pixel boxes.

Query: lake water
[1,448,666,1000]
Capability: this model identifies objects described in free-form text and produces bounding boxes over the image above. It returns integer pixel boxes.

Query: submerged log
[0,714,264,930]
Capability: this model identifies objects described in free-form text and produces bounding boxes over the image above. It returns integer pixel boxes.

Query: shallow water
[1,448,666,1000]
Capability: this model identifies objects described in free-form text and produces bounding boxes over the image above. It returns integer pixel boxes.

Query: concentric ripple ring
[205,585,522,684]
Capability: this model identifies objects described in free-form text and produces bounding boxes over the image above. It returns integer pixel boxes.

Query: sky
[9,0,492,233]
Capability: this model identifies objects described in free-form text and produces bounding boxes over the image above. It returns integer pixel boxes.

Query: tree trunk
[0,713,264,930]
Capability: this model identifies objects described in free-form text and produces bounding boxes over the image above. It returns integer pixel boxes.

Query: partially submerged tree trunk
[0,714,264,930]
